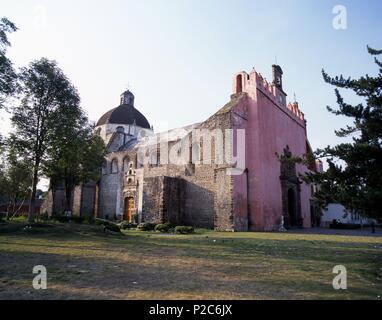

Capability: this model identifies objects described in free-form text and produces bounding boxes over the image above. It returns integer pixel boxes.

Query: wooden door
[124,197,135,222]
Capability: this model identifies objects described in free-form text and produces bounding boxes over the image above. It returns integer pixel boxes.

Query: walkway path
[290,227,382,237]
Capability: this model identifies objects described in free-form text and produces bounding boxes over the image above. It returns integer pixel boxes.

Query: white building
[321,203,373,227]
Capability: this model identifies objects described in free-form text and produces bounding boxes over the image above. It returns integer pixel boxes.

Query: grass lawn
[0,221,381,300]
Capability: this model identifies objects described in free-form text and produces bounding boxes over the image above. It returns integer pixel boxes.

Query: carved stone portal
[280,145,303,228]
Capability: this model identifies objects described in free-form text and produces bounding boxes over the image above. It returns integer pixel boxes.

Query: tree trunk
[5,197,11,221]
[10,195,17,217]
[28,165,39,223]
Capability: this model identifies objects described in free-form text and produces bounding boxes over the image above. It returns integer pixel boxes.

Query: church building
[45,65,318,231]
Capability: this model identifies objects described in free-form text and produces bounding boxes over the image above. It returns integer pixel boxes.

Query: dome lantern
[120,90,135,106]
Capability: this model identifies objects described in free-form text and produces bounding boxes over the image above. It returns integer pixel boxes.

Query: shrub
[137,222,156,231]
[154,223,170,233]
[103,223,121,233]
[94,218,120,233]
[174,226,194,234]
[120,221,137,230]
[164,221,176,228]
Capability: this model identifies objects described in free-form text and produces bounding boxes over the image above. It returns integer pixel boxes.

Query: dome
[96,105,151,128]
[96,90,151,129]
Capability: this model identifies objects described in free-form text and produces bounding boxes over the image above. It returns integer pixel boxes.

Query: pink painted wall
[232,70,312,231]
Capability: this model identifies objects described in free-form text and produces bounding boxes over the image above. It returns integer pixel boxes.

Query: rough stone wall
[52,187,66,215]
[72,186,82,216]
[134,102,238,230]
[43,182,96,218]
[141,175,216,228]
[40,191,53,216]
[181,178,214,228]
[214,168,234,231]
[162,177,183,226]
[80,182,97,218]
[98,171,119,219]
[197,102,236,230]
[233,169,249,231]
[142,176,165,223]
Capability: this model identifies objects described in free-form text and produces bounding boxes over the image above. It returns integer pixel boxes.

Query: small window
[123,157,130,172]
[111,159,119,173]
[137,153,144,168]
[150,149,160,167]
[189,143,200,164]
[116,126,125,133]
[236,74,243,93]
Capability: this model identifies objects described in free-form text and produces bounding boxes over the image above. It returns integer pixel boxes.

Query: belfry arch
[236,74,243,93]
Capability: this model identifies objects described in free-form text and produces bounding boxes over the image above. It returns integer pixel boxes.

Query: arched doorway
[124,197,135,222]
[287,188,297,227]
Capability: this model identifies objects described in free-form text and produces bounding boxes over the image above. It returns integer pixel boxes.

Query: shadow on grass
[0,248,379,300]
[0,222,381,299]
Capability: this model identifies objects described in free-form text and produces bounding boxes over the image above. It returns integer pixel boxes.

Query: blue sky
[1,0,381,152]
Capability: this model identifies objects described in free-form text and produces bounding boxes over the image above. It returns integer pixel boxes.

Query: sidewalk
[289,227,382,237]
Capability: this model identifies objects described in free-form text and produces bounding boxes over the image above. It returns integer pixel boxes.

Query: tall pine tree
[306,47,382,220]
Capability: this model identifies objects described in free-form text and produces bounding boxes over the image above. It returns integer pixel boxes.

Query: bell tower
[272,64,283,90]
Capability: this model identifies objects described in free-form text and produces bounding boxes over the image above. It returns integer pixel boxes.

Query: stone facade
[46,66,318,231]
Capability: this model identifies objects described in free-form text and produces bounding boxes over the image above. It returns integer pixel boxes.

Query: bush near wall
[95,218,114,226]
[120,221,138,230]
[104,223,121,233]
[154,223,170,233]
[174,226,194,234]
[94,218,120,233]
[137,222,157,231]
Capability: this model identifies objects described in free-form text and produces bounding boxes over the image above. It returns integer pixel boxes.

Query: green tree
[43,113,105,214]
[0,17,18,109]
[0,148,32,219]
[8,58,80,222]
[306,47,382,220]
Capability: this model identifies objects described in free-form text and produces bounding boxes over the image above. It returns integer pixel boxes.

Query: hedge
[137,222,157,231]
[174,226,194,234]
